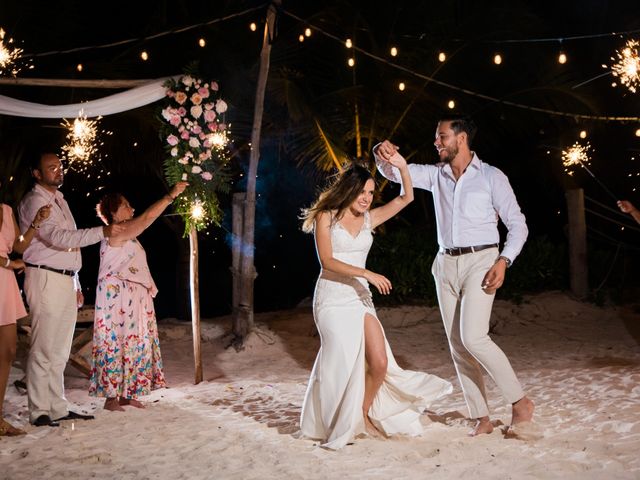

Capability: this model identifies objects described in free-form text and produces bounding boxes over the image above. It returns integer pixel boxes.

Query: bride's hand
[387,151,407,170]
[363,270,392,295]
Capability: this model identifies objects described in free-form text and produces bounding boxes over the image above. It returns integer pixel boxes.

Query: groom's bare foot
[104,397,124,411]
[511,396,534,425]
[119,398,145,409]
[469,417,493,436]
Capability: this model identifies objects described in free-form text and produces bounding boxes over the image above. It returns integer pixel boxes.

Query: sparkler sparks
[0,28,29,76]
[562,141,592,176]
[60,111,111,193]
[609,39,640,93]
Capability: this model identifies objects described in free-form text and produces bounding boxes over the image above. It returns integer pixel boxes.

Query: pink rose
[191,165,202,174]
[207,123,218,132]
[181,131,190,140]
[204,110,216,122]
[210,81,219,91]
[182,76,194,87]
[161,107,173,121]
[189,137,201,148]
[169,115,181,126]
[177,107,187,116]
[198,87,210,98]
[204,103,214,110]
[218,123,227,131]
[215,99,228,113]
[167,135,179,146]
[201,172,213,181]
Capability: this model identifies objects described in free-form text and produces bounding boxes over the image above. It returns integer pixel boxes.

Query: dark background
[1,0,639,319]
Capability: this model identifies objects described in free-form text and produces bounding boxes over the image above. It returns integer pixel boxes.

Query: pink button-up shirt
[18,183,104,288]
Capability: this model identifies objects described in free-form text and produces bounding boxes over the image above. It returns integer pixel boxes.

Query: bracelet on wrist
[3,257,10,268]
[30,222,40,229]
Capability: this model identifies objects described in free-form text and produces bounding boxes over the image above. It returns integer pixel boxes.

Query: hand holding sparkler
[617,200,640,224]
[166,181,189,202]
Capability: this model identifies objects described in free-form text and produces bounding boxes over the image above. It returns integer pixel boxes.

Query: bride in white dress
[299,157,452,450]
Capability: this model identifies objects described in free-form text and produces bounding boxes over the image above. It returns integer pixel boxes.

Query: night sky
[1,0,639,319]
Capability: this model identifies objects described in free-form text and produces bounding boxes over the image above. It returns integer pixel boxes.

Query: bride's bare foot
[364,415,384,438]
[119,398,145,409]
[469,417,494,436]
[511,396,534,425]
[104,397,124,412]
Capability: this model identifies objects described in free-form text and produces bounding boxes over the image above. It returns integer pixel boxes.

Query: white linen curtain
[0,77,172,118]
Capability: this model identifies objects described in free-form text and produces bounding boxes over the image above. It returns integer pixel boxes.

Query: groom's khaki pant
[24,268,77,423]
[432,247,524,418]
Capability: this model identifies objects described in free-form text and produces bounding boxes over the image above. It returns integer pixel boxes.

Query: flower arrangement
[160,73,232,234]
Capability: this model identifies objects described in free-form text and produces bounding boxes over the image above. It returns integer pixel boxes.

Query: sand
[1,291,639,480]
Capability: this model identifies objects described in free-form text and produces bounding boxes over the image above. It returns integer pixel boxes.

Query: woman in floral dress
[90,182,187,411]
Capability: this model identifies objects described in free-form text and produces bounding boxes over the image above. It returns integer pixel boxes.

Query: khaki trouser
[24,268,77,423]
[432,247,524,419]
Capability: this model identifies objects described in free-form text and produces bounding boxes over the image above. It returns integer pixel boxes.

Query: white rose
[171,147,178,157]
[191,165,202,174]
[189,137,201,148]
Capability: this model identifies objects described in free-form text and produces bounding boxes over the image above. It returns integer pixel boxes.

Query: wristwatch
[499,256,512,268]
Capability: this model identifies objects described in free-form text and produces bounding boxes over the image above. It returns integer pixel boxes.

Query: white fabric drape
[0,77,174,118]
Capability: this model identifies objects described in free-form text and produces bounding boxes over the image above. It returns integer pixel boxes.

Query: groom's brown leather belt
[25,262,76,277]
[442,243,499,256]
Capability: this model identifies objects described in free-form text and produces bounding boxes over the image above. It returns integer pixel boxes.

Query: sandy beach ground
[1,291,639,480]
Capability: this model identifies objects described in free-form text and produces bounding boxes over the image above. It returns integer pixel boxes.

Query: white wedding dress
[300,211,453,450]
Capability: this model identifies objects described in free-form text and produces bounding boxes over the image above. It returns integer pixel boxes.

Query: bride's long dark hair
[301,164,374,233]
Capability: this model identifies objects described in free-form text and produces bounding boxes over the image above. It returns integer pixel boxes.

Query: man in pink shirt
[18,152,123,427]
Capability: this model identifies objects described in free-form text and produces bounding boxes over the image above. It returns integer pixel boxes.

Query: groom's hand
[481,261,507,294]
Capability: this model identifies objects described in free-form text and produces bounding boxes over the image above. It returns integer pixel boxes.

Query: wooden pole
[565,188,589,299]
[233,0,280,346]
[189,226,202,384]
[231,192,244,312]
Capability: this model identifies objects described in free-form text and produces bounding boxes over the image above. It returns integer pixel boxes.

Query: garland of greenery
[159,71,232,234]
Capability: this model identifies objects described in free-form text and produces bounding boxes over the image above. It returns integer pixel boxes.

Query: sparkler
[0,27,28,76]
[562,142,618,201]
[608,39,640,94]
[60,111,111,194]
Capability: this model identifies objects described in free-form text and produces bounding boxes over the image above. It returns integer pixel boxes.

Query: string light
[447,100,455,109]
[249,22,257,32]
[298,34,304,43]
[0,28,26,76]
[579,130,587,139]
[198,38,206,48]
[76,63,83,72]
[345,38,352,48]
[636,128,640,137]
[398,82,405,91]
[140,50,149,61]
[390,46,398,57]
[493,53,503,65]
[348,57,355,67]
[608,39,640,93]
[558,52,567,64]
[438,52,446,62]
[304,27,312,37]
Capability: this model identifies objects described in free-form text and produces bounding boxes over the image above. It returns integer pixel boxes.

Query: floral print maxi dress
[89,238,166,399]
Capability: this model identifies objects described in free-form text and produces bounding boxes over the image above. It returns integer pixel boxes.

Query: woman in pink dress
[90,182,187,411]
[0,202,50,436]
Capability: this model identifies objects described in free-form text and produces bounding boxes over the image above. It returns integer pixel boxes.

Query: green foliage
[158,71,232,235]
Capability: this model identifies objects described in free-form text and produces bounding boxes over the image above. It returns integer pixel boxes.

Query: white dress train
[300,211,452,450]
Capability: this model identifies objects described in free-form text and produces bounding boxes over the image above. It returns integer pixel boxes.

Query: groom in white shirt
[374,114,534,436]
